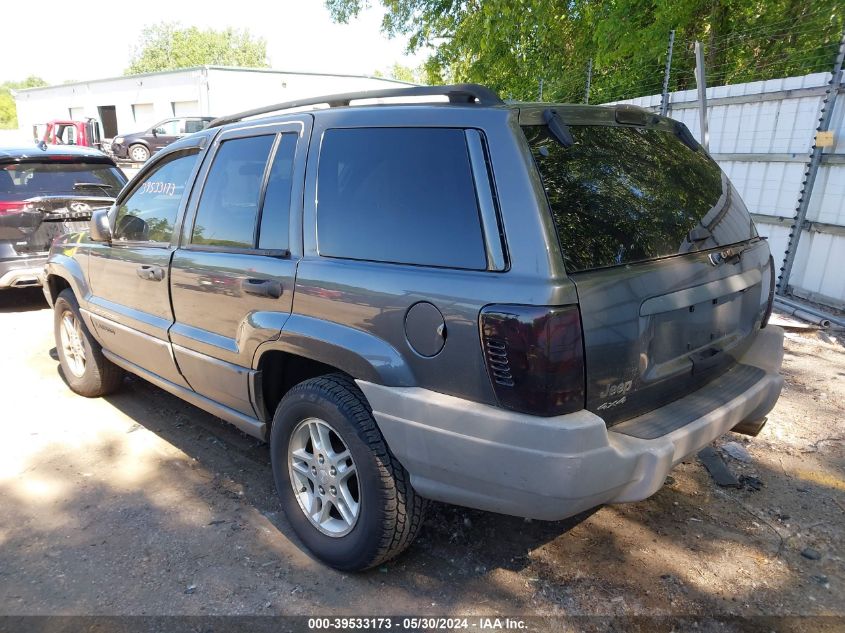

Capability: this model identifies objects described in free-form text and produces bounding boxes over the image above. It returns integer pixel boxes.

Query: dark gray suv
[42,84,783,571]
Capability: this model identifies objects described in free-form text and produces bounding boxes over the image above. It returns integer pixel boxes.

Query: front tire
[128,144,150,162]
[54,289,124,397]
[270,373,426,571]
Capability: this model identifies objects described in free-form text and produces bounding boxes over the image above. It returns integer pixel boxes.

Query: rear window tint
[524,125,756,272]
[317,128,487,270]
[0,162,124,199]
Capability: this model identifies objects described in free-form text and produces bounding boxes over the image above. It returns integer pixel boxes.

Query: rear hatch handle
[690,346,726,374]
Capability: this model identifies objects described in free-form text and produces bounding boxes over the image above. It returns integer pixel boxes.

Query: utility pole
[694,41,709,150]
[584,58,593,104]
[660,30,675,116]
[778,27,845,295]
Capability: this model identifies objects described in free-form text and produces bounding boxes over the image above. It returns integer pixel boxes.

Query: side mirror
[89,207,113,243]
[153,127,164,136]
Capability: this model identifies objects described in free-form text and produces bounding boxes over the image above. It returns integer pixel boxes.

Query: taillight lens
[0,201,33,216]
[480,304,585,416]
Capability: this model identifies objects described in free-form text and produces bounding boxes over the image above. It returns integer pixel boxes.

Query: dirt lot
[0,288,843,627]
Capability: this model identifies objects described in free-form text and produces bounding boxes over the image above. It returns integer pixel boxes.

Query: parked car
[42,84,783,571]
[110,117,216,163]
[0,144,125,289]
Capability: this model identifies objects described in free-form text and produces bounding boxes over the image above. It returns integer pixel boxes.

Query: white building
[13,66,414,139]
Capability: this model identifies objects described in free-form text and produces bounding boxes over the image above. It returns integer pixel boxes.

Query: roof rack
[207,83,503,128]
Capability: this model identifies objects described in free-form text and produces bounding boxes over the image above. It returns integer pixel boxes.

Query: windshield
[523,124,757,272]
[0,161,125,200]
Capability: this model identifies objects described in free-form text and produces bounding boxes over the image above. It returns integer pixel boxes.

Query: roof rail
[207,83,503,128]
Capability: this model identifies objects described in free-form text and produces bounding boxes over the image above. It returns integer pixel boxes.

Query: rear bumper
[357,326,784,520]
[0,257,47,288]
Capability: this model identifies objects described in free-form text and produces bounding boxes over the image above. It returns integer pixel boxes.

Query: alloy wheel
[59,310,86,378]
[288,417,360,537]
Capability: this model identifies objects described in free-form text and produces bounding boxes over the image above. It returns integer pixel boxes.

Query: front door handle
[136,265,165,281]
[241,278,282,299]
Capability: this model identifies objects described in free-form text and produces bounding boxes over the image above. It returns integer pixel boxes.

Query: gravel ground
[0,288,843,628]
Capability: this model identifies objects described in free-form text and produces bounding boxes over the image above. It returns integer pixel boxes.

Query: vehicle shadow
[17,344,845,617]
[0,287,48,313]
[98,373,597,575]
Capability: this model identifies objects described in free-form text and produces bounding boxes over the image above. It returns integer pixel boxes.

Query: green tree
[326,0,843,103]
[374,62,422,82]
[0,76,48,129]
[126,23,269,75]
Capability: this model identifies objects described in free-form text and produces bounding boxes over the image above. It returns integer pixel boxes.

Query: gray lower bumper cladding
[357,326,784,521]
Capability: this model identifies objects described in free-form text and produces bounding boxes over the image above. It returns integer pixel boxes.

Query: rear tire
[128,144,149,162]
[270,373,426,571]
[54,289,124,397]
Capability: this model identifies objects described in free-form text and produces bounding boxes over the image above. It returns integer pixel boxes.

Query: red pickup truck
[36,119,103,151]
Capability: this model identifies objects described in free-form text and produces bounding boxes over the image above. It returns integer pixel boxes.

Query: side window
[155,120,179,135]
[113,151,198,243]
[258,134,297,250]
[184,119,205,134]
[191,135,275,249]
[317,128,487,269]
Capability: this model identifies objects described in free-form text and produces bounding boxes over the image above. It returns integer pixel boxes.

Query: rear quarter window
[524,124,757,272]
[316,127,487,270]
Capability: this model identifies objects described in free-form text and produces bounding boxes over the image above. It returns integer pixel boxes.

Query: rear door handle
[136,265,165,282]
[241,278,282,299]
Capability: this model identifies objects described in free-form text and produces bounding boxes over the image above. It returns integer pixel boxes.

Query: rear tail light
[480,304,585,416]
[0,201,33,216]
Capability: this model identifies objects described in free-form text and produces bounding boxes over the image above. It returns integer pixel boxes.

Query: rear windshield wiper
[543,109,574,148]
[73,182,115,194]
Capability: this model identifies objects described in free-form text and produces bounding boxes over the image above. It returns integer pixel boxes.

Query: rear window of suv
[316,127,487,270]
[523,124,756,272]
[0,161,124,200]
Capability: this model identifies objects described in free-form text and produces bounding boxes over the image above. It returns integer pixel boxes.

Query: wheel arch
[252,315,415,424]
[44,254,90,306]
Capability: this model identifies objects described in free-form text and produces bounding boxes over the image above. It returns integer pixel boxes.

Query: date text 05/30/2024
[308,617,528,630]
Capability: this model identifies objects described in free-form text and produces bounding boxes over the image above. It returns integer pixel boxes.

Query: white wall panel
[808,164,845,225]
[790,232,845,303]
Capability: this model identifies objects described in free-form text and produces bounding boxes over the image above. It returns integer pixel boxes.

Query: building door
[132,103,155,128]
[172,100,199,117]
[97,105,118,137]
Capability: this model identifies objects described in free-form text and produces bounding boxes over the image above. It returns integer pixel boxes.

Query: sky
[0,0,429,84]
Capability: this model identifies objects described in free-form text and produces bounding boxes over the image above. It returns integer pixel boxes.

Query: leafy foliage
[126,23,269,75]
[373,62,422,82]
[0,77,48,129]
[326,0,843,103]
